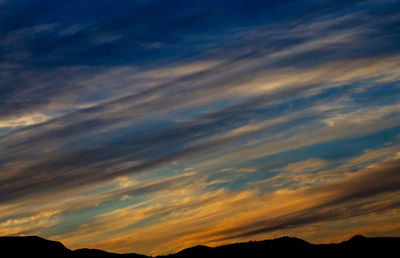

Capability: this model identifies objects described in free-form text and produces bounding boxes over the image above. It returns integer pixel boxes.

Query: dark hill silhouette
[0,235,399,258]
[0,236,71,257]
[73,248,148,258]
[0,236,146,258]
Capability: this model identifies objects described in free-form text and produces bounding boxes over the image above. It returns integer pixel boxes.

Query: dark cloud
[1,0,399,121]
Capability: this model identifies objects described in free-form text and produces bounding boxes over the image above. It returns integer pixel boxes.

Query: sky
[1,0,400,255]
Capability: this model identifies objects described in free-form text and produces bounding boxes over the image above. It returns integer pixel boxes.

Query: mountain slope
[0,236,71,257]
[0,235,399,258]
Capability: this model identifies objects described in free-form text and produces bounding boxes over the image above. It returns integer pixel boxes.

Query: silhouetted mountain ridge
[0,235,399,258]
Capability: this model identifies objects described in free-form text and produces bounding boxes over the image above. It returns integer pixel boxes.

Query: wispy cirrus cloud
[1,0,400,255]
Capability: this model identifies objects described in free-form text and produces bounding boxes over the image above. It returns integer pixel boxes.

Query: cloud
[46,159,400,254]
[0,210,60,236]
[278,159,327,174]
[1,53,400,203]
[0,113,51,129]
[1,0,400,255]
[216,160,400,241]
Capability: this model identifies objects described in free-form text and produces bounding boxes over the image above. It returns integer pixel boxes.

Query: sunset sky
[1,0,400,255]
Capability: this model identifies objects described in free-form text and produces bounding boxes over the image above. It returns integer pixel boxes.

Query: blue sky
[1,0,400,255]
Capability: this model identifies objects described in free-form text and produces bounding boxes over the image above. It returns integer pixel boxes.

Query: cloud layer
[1,0,400,255]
